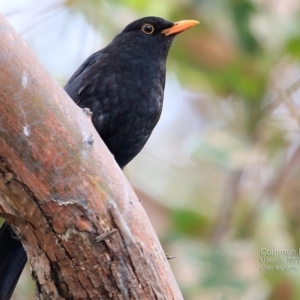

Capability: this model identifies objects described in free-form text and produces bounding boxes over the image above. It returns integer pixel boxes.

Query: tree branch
[0,13,182,300]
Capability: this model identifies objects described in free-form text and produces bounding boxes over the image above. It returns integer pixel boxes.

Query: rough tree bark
[0,13,183,300]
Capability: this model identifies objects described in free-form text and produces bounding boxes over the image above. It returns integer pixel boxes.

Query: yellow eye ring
[142,24,154,34]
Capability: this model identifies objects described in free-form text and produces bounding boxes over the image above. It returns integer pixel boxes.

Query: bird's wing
[65,50,103,87]
[64,50,107,105]
[64,50,118,136]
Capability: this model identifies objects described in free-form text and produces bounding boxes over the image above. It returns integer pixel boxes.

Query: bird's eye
[142,24,154,34]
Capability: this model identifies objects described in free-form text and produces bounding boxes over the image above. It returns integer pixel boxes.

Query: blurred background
[1,0,300,299]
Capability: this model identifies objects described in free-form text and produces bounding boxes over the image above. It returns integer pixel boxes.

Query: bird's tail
[0,222,27,300]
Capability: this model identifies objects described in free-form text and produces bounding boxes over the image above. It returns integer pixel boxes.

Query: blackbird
[0,16,198,299]
[65,16,198,168]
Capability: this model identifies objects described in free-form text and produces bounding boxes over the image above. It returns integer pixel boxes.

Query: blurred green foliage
[171,208,211,237]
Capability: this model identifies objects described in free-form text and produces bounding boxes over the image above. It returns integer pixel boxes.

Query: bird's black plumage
[0,223,27,300]
[65,16,181,168]
[0,16,198,299]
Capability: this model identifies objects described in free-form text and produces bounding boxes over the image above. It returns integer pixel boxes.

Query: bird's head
[110,16,199,59]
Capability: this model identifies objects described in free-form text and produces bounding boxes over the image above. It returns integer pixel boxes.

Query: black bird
[65,16,198,168]
[0,16,198,299]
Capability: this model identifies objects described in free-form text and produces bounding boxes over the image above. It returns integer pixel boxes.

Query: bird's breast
[114,60,165,120]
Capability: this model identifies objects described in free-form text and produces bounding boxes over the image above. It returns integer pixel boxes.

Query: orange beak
[162,20,199,36]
